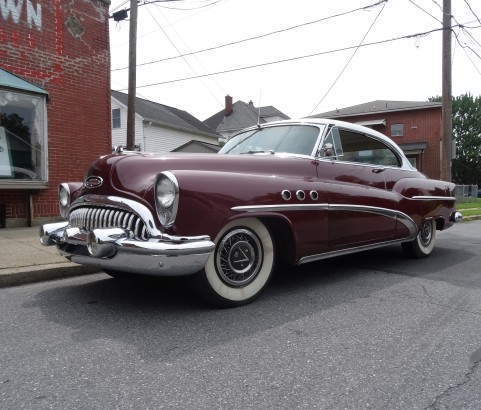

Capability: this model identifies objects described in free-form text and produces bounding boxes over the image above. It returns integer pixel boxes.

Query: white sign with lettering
[0,0,42,31]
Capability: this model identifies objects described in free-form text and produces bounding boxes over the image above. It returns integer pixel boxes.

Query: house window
[391,123,404,137]
[0,89,47,184]
[112,108,121,129]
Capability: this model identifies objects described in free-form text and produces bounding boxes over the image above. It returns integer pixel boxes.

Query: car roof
[240,117,405,155]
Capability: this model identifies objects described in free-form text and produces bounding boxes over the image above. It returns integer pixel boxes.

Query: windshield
[219,125,322,156]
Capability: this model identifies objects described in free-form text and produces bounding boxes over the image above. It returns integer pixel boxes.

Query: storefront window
[0,89,47,184]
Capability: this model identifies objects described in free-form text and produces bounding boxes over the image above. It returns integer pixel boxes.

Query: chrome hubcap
[420,221,433,246]
[216,228,263,287]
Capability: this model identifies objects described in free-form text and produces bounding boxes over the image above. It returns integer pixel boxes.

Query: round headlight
[156,177,176,208]
[155,172,179,228]
[58,183,71,219]
[59,187,69,207]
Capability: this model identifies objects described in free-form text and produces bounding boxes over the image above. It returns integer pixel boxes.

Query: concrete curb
[0,263,100,288]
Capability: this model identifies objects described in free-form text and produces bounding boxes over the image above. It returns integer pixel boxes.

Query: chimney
[225,95,233,116]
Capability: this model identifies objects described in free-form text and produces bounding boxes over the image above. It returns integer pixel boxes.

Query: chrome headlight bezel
[58,183,71,219]
[154,171,179,228]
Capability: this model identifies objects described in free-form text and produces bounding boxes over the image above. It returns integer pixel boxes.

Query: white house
[111,90,220,152]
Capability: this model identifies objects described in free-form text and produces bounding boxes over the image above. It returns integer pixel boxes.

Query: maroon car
[40,119,461,307]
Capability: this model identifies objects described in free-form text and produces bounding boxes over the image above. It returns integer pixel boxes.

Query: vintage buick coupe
[40,119,461,306]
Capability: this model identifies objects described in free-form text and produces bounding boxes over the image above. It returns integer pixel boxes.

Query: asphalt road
[1,221,480,409]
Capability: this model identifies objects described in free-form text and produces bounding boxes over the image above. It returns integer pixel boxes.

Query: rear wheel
[402,219,436,258]
[194,218,275,308]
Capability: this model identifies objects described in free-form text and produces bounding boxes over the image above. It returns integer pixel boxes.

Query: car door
[317,127,400,249]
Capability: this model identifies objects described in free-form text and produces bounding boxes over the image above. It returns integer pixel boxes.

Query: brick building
[0,0,111,228]
[312,100,442,180]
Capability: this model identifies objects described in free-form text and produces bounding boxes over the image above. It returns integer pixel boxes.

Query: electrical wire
[113,24,476,92]
[111,0,388,72]
[308,0,387,115]
[463,0,481,25]
[146,5,226,108]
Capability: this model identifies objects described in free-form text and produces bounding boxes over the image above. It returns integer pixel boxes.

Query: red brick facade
[324,107,442,180]
[0,0,111,227]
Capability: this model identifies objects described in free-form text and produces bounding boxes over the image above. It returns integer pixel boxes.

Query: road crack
[425,357,481,409]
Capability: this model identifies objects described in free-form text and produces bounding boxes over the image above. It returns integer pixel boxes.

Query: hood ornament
[84,176,103,188]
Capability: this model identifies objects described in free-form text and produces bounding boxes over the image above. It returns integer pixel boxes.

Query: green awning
[0,68,48,95]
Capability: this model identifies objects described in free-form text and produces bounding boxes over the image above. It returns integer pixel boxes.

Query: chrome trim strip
[411,196,456,201]
[232,203,417,238]
[299,236,416,265]
[232,204,329,212]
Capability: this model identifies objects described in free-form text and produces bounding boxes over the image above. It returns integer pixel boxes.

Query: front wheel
[402,219,436,258]
[193,218,275,308]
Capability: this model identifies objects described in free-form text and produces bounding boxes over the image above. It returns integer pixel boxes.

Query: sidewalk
[0,227,99,288]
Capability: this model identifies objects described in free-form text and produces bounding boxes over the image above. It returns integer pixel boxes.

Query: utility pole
[441,0,452,181]
[126,0,138,151]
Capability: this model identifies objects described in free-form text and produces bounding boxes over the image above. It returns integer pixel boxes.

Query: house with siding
[311,100,443,180]
[111,90,220,152]
[204,95,290,141]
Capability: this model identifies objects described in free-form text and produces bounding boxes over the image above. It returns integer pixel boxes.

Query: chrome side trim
[299,236,416,265]
[232,204,329,212]
[411,196,456,201]
[232,203,418,238]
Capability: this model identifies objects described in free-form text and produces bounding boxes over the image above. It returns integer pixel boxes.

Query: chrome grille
[69,206,149,240]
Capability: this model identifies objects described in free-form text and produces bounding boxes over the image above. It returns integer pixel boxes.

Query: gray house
[111,90,220,152]
[204,95,290,141]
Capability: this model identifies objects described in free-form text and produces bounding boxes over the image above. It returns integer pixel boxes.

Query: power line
[463,0,481,24]
[146,4,226,107]
[308,0,387,115]
[114,24,476,92]
[111,0,389,71]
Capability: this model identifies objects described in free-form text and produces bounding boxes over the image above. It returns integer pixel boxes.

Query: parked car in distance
[40,119,462,307]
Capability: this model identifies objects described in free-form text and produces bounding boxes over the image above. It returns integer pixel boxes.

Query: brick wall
[329,107,442,179]
[0,0,111,227]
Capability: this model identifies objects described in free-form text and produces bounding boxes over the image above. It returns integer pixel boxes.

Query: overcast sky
[109,0,481,121]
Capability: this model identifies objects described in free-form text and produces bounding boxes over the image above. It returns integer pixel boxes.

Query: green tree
[430,93,481,185]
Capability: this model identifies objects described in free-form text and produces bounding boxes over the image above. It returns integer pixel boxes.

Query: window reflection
[0,90,46,182]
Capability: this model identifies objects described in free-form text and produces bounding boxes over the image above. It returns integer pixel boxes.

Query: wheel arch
[258,215,297,265]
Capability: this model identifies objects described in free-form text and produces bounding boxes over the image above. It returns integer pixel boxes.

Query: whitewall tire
[194,218,275,307]
[402,219,436,258]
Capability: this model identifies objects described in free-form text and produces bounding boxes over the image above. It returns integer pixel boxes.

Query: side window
[337,129,400,167]
[112,108,121,129]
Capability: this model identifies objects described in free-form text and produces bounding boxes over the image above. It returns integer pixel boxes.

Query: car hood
[84,151,307,199]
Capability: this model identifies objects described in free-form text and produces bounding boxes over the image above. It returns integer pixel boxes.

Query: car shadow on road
[23,259,408,362]
[25,234,478,362]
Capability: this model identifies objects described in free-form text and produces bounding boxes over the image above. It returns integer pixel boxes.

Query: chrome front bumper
[40,222,215,276]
